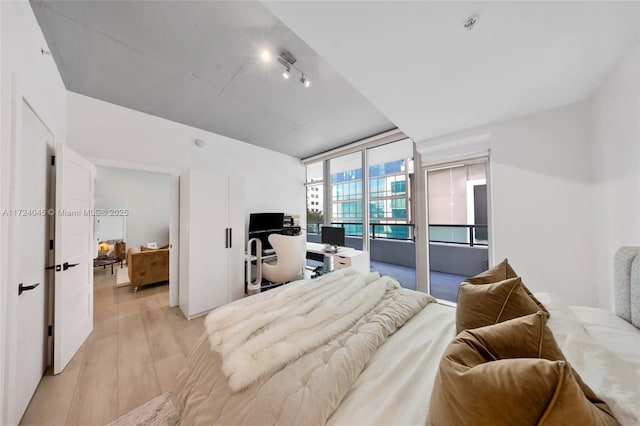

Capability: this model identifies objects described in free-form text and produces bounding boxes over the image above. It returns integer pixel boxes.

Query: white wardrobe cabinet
[179,170,245,319]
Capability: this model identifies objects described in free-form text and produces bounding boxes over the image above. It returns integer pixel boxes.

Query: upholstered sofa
[127,247,169,290]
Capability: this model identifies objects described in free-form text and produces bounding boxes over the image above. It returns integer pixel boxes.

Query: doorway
[425,157,490,302]
[90,161,180,307]
[93,167,173,291]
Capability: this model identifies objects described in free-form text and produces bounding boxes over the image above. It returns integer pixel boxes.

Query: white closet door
[187,170,229,316]
[227,176,245,302]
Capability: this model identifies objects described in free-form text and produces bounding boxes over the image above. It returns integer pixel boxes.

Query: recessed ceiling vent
[463,15,479,31]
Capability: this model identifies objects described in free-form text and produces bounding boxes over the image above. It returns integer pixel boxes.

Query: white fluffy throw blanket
[204,269,399,391]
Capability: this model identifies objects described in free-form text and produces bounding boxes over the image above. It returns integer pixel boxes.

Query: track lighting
[300,74,310,88]
[274,49,311,88]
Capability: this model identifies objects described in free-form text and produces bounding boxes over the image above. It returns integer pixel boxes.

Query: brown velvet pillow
[456,277,540,334]
[465,258,549,317]
[454,311,564,361]
[428,313,617,426]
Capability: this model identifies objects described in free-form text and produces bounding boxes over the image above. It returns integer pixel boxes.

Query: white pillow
[535,293,640,426]
[569,305,640,369]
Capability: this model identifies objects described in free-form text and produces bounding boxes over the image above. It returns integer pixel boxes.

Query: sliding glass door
[426,157,490,302]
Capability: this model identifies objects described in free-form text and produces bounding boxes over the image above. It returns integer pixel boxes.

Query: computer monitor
[321,226,345,247]
[249,212,284,233]
[248,212,285,252]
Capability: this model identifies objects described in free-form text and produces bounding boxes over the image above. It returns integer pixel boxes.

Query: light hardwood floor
[20,268,204,426]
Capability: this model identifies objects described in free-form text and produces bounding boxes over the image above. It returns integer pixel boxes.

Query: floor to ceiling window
[330,152,364,246]
[303,135,418,289]
[426,157,490,302]
[367,139,416,289]
[305,161,324,235]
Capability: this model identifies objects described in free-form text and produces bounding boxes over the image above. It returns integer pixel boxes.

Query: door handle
[229,228,232,248]
[18,282,40,296]
[45,265,61,271]
[63,262,79,271]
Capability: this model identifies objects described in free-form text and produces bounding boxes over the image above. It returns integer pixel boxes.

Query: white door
[53,144,96,374]
[190,170,229,315]
[6,101,53,424]
[228,176,245,302]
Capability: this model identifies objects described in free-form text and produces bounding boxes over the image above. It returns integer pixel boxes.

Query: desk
[305,242,370,275]
[245,242,371,294]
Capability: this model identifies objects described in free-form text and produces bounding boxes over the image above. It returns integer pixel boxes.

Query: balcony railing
[429,224,488,247]
[307,221,415,241]
[307,222,323,235]
[308,222,487,247]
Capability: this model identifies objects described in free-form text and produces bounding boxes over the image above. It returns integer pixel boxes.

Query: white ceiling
[31,1,639,159]
[265,1,640,144]
[30,1,395,159]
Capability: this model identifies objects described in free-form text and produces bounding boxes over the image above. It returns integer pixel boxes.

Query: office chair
[262,232,306,284]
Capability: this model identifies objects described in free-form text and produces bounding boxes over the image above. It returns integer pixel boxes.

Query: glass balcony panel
[429,226,469,244]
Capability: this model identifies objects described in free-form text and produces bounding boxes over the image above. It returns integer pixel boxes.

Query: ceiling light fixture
[275,49,311,88]
[260,49,272,63]
[300,73,310,88]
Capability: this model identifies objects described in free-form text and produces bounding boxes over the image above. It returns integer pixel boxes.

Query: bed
[168,247,640,425]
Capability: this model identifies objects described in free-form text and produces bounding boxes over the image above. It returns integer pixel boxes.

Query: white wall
[66,92,306,231]
[94,197,126,247]
[491,102,596,307]
[95,167,171,250]
[418,101,597,306]
[591,43,640,309]
[0,2,68,423]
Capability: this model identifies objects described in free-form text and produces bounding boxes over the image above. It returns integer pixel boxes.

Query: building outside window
[305,161,324,234]
[427,161,487,245]
[367,158,411,240]
[306,137,415,249]
[330,156,412,240]
[329,152,363,237]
